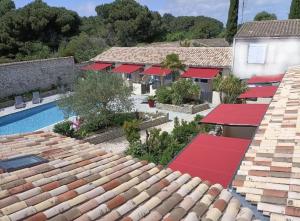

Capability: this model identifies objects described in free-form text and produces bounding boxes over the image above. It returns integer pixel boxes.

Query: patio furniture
[32,92,41,104]
[15,96,26,109]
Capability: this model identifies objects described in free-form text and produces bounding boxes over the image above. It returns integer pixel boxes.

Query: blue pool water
[0,102,71,135]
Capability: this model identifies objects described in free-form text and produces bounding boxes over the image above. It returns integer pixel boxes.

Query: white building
[233,19,300,79]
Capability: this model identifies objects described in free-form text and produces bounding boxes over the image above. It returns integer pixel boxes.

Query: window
[248,44,267,64]
[0,155,48,172]
[200,79,208,83]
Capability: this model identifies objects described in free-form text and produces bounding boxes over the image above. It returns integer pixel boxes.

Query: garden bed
[83,112,169,144]
[156,103,210,114]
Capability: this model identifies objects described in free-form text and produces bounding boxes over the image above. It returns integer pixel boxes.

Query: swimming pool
[0,102,71,135]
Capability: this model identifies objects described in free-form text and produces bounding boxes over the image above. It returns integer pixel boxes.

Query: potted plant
[148,95,155,108]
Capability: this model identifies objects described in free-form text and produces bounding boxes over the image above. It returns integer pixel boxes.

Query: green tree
[95,0,163,46]
[214,74,247,104]
[0,0,80,60]
[254,11,277,21]
[58,72,133,127]
[0,0,15,17]
[59,33,107,63]
[226,0,239,44]
[161,53,186,73]
[289,0,300,19]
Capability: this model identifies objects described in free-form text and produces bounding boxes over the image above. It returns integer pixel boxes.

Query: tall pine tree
[226,0,239,44]
[289,0,300,19]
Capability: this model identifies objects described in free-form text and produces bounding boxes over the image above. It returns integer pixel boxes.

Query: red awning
[143,66,172,76]
[201,104,268,126]
[181,68,220,79]
[112,64,143,74]
[239,86,278,99]
[81,62,112,71]
[169,134,251,187]
[247,74,284,84]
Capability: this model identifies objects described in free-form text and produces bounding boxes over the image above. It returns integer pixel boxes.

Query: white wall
[233,38,300,79]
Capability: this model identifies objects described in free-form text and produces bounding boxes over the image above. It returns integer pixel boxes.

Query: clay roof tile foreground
[233,65,300,220]
[0,131,259,221]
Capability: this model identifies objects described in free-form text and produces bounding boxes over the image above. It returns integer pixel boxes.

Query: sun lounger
[32,92,41,104]
[15,96,26,109]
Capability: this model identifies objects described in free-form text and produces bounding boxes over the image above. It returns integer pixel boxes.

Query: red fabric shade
[201,104,268,126]
[143,66,172,76]
[247,74,284,84]
[169,134,251,187]
[239,86,278,99]
[181,68,220,79]
[81,62,112,71]
[112,64,143,74]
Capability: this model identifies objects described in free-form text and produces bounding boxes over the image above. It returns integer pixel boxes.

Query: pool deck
[0,94,63,118]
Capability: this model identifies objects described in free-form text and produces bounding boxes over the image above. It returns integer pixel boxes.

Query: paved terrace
[0,131,259,221]
[233,65,300,220]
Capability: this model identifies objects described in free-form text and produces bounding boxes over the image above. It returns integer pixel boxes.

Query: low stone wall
[84,113,169,144]
[156,103,210,114]
[0,57,77,98]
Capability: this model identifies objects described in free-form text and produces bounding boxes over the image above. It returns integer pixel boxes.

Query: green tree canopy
[213,74,248,104]
[254,11,277,21]
[0,0,15,17]
[289,0,300,19]
[226,0,239,44]
[95,0,163,46]
[59,33,107,63]
[0,0,80,60]
[58,72,133,126]
[161,53,186,72]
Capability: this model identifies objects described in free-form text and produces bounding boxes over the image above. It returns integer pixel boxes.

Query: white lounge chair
[15,96,26,109]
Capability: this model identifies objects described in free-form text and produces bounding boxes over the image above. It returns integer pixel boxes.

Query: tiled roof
[145,38,230,47]
[92,47,232,68]
[235,19,300,39]
[233,65,300,220]
[0,131,259,221]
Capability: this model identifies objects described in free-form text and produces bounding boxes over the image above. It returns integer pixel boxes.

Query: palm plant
[161,53,186,84]
[213,74,247,104]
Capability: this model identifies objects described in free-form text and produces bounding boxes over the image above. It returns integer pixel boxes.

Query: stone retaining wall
[84,113,169,144]
[0,57,77,98]
[156,103,210,114]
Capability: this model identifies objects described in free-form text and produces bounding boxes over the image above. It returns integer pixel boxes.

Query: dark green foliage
[95,0,163,46]
[226,0,239,44]
[254,11,277,21]
[58,71,133,128]
[156,79,200,105]
[162,15,224,41]
[53,121,74,137]
[123,120,141,144]
[289,0,300,19]
[59,33,107,62]
[0,0,80,61]
[0,0,15,17]
[125,115,213,166]
[213,74,248,104]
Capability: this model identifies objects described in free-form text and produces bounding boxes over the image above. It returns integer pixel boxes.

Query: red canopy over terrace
[112,64,143,74]
[81,62,112,71]
[168,134,251,187]
[239,86,278,99]
[143,66,172,76]
[181,68,220,79]
[201,104,268,126]
[247,74,284,84]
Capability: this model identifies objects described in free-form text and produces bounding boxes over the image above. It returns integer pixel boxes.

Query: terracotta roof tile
[92,47,232,68]
[0,132,258,220]
[233,66,300,219]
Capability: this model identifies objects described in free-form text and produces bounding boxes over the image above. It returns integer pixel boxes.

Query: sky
[14,0,292,24]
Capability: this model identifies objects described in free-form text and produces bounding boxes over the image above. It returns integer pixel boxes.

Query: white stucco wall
[233,38,300,79]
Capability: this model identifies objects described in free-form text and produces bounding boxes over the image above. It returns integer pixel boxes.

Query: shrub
[123,120,141,144]
[155,79,200,105]
[111,112,137,126]
[53,121,74,137]
[156,86,172,104]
